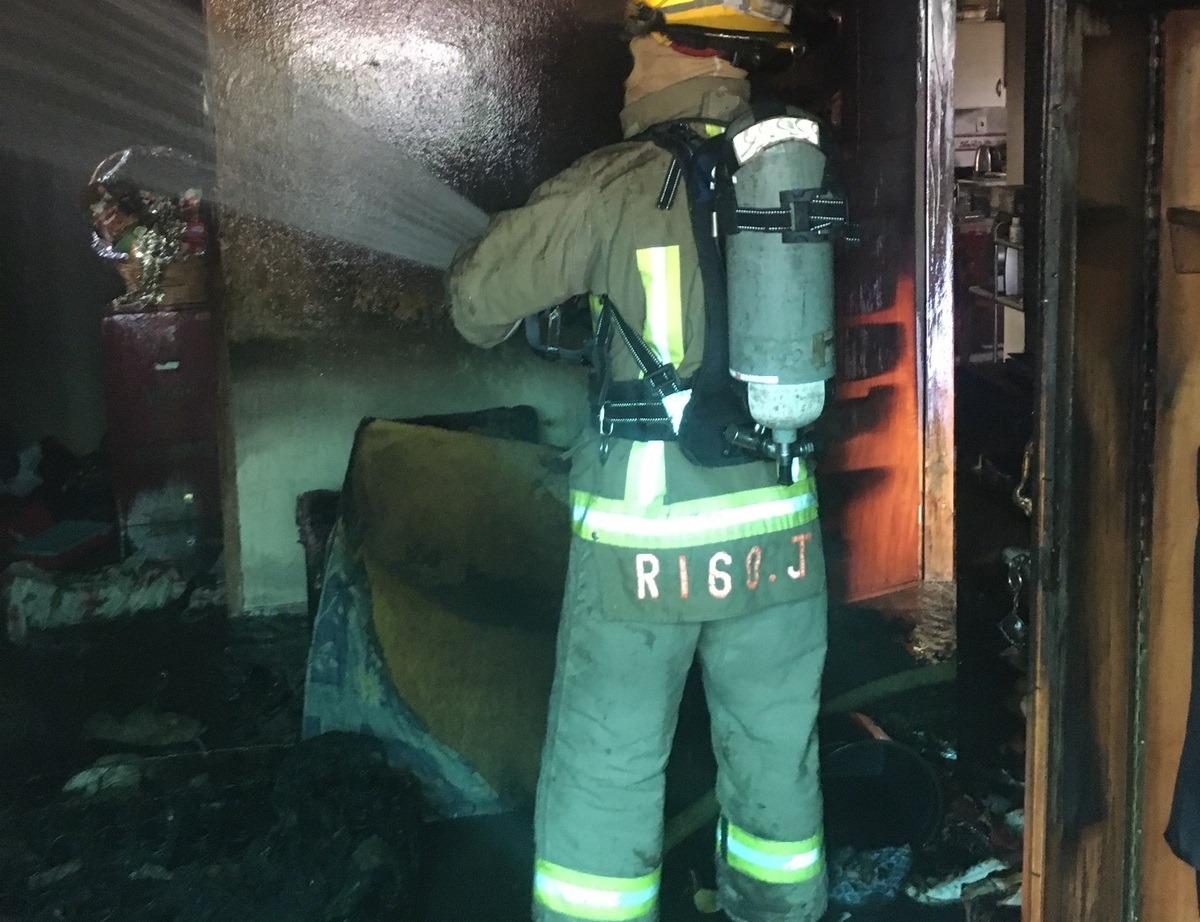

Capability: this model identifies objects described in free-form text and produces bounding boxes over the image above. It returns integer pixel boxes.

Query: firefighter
[447,3,829,920]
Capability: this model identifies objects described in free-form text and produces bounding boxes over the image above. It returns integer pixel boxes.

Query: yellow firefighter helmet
[626,0,800,63]
[634,0,792,35]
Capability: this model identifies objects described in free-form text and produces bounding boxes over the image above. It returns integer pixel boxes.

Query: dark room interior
[1,0,1197,920]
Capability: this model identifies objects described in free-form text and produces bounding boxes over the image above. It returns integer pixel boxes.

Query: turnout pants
[533,547,829,922]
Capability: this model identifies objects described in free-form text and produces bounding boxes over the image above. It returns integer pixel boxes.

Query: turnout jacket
[448,76,825,623]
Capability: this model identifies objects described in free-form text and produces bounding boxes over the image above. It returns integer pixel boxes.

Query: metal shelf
[966,217,1025,365]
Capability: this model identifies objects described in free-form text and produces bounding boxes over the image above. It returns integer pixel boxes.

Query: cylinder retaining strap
[722,187,854,243]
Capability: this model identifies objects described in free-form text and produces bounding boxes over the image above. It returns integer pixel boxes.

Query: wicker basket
[117,257,209,306]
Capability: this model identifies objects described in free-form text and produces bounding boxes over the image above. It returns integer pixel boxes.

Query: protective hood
[623,35,747,107]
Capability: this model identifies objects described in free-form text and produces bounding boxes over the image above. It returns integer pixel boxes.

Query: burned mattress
[303,417,568,817]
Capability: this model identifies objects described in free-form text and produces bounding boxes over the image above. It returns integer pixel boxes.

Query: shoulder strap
[636,119,759,468]
[636,123,734,401]
[634,118,727,210]
[594,295,684,401]
[587,294,690,440]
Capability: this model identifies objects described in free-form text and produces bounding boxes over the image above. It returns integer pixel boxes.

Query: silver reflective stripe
[726,834,822,872]
[719,821,824,885]
[533,861,660,921]
[626,441,667,507]
[731,116,820,164]
[580,493,813,538]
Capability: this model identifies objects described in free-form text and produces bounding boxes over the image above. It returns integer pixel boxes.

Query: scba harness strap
[714,103,856,244]
[589,107,852,469]
[590,117,757,466]
[590,116,752,467]
[589,294,690,442]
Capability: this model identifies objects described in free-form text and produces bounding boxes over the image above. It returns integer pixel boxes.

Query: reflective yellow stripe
[534,860,660,921]
[625,441,667,508]
[572,478,818,549]
[719,822,824,885]
[636,245,684,368]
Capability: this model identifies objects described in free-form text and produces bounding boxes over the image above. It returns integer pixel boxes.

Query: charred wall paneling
[822,0,923,602]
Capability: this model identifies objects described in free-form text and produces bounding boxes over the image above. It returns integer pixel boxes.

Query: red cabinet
[101,307,222,566]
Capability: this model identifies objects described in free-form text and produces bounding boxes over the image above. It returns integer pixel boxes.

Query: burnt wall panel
[821,0,922,602]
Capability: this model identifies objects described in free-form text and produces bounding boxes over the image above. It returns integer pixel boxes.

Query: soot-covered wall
[205,0,634,610]
[822,0,921,602]
[206,0,631,339]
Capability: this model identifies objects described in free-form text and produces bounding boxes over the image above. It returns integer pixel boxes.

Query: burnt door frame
[1022,3,1161,919]
[917,0,956,586]
[1022,0,1083,908]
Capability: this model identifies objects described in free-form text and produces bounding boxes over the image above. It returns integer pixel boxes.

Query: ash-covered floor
[0,563,1027,922]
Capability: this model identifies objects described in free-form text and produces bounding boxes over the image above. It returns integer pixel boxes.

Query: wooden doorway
[1020,3,1160,919]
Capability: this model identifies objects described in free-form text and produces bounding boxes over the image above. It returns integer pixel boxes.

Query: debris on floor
[906,857,1009,905]
[828,844,913,912]
[1,733,424,922]
[3,556,187,642]
[894,760,1023,919]
[84,706,205,748]
[819,680,1026,922]
[61,753,148,797]
[0,606,309,801]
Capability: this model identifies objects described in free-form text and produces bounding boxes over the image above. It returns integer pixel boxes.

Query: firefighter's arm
[447,166,597,348]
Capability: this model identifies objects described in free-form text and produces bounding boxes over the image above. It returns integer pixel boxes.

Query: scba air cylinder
[724,109,836,476]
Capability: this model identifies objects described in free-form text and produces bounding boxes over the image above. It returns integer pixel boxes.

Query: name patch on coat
[632,530,813,602]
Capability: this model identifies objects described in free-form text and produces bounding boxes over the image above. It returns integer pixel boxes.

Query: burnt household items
[446,3,840,920]
[81,147,211,308]
[821,713,938,914]
[818,705,1024,917]
[0,438,119,584]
